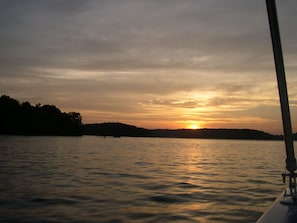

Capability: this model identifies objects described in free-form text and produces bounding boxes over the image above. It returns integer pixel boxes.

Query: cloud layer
[1,0,296,133]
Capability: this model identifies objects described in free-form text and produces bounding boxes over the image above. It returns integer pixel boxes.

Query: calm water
[0,136,289,223]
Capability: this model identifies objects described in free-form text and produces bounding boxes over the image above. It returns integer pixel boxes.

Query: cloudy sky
[0,0,296,133]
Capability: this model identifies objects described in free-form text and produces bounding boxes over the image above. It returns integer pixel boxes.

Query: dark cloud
[0,0,275,75]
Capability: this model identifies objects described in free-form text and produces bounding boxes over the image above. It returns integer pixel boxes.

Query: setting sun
[189,124,199,130]
[187,122,203,130]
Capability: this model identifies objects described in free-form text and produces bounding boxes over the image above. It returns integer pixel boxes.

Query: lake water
[0,136,289,223]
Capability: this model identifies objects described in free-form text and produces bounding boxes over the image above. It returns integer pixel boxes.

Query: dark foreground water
[0,136,288,223]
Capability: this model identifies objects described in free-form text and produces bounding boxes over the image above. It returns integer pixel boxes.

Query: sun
[188,123,201,130]
[183,120,205,130]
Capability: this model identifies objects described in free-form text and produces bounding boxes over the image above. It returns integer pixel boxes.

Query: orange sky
[1,1,297,134]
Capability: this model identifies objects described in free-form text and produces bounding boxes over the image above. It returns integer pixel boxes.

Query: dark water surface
[0,136,287,222]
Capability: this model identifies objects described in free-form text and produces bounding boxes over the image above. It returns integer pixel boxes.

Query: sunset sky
[0,0,296,134]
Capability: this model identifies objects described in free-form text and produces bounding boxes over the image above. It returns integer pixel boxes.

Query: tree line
[0,95,82,135]
[84,122,282,140]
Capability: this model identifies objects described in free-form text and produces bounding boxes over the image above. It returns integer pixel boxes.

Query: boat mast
[266,0,297,194]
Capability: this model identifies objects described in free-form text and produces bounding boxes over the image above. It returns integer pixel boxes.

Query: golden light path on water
[0,136,287,222]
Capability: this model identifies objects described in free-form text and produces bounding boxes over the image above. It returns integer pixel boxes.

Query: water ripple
[0,136,287,223]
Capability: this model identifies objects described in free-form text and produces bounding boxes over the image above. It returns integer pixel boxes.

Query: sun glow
[189,124,200,130]
[187,122,203,130]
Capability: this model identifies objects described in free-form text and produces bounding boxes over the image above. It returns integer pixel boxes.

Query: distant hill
[83,122,283,140]
[84,122,149,137]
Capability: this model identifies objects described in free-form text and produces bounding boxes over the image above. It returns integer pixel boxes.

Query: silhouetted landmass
[83,122,283,140]
[84,122,149,137]
[1,95,292,140]
[0,95,83,136]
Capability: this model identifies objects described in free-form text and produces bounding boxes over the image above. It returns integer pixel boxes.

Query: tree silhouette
[0,95,82,135]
